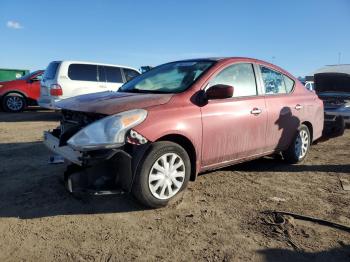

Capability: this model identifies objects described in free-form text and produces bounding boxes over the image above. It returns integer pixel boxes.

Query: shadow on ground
[225,157,350,174]
[259,245,350,262]
[0,107,60,122]
[0,141,145,219]
[1,139,349,219]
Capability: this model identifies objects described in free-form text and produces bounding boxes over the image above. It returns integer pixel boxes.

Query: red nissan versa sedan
[44,58,324,207]
[0,70,44,112]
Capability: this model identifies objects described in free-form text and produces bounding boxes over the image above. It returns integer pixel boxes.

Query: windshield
[18,70,42,80]
[119,61,215,93]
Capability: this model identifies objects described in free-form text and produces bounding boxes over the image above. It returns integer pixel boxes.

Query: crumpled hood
[56,91,173,115]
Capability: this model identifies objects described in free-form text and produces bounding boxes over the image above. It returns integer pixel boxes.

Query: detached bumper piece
[44,131,82,165]
[44,129,148,196]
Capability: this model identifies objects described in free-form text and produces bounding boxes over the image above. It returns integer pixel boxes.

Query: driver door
[28,72,43,99]
[200,63,267,168]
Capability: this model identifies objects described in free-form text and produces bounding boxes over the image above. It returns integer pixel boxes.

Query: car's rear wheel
[282,124,311,164]
[132,141,191,208]
[2,94,26,112]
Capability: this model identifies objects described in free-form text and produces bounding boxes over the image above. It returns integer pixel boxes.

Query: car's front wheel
[2,94,26,112]
[282,124,311,164]
[132,141,191,208]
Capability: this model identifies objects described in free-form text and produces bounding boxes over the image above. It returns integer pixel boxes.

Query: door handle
[99,85,107,88]
[295,104,303,110]
[250,108,262,115]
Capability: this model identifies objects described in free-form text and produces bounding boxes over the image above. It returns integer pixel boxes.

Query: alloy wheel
[6,96,23,111]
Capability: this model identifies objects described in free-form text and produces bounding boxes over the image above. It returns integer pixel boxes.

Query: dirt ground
[0,109,349,262]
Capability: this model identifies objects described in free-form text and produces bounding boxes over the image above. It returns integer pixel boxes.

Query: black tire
[2,94,26,112]
[282,124,311,164]
[132,141,191,208]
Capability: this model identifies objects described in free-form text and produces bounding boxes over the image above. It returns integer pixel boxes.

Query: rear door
[103,66,124,91]
[258,65,301,151]
[201,63,267,168]
[66,64,102,97]
[28,71,43,100]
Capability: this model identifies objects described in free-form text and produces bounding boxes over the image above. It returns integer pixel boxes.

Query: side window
[209,63,257,97]
[104,66,123,83]
[283,75,295,93]
[123,68,140,82]
[260,66,287,94]
[68,64,98,81]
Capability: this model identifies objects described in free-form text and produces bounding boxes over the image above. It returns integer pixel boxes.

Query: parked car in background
[38,61,140,109]
[140,66,153,73]
[44,57,324,207]
[314,65,350,127]
[305,81,314,91]
[0,70,44,112]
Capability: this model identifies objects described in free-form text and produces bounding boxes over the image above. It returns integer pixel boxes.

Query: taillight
[50,84,63,96]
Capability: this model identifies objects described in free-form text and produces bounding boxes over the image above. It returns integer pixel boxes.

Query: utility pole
[338,52,341,64]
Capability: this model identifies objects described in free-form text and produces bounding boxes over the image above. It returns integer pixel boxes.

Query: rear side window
[123,68,140,82]
[283,75,295,93]
[68,64,98,81]
[104,66,122,83]
[260,66,287,94]
[209,63,257,97]
[44,62,59,80]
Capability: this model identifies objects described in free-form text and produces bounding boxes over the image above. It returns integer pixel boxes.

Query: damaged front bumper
[43,129,148,195]
[44,131,82,165]
[321,113,345,141]
[325,107,350,124]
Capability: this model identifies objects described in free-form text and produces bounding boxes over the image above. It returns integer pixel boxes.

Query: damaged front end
[314,72,350,140]
[321,96,349,139]
[44,109,150,195]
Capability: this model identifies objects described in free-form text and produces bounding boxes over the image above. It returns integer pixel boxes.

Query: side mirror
[206,84,234,100]
[28,77,40,83]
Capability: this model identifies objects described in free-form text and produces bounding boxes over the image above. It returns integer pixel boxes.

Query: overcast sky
[0,0,349,76]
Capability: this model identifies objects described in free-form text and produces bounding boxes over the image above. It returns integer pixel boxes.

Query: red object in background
[49,84,63,96]
[0,70,44,112]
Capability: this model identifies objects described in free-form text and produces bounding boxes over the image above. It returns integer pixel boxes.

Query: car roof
[171,57,294,78]
[50,60,139,72]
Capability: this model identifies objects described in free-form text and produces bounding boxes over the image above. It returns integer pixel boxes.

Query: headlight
[0,85,3,88]
[67,109,147,151]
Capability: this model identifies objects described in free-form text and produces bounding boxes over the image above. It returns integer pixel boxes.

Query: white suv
[38,61,140,109]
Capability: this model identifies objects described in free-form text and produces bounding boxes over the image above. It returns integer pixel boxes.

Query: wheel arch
[301,121,313,142]
[1,91,28,111]
[2,90,28,99]
[156,134,198,181]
